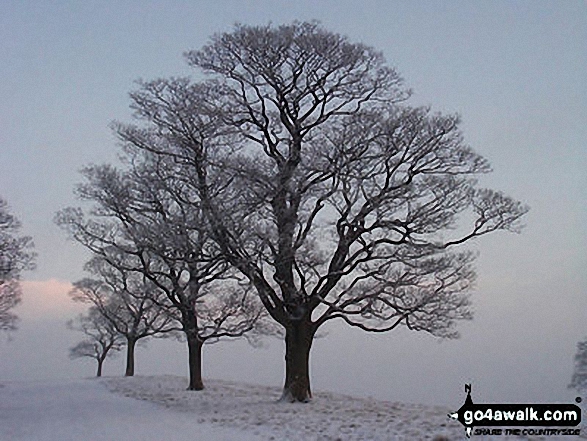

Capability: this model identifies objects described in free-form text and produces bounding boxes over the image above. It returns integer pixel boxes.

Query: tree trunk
[125,338,137,376]
[186,332,204,391]
[96,358,103,377]
[281,320,314,402]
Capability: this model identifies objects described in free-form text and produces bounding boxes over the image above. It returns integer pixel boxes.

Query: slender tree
[70,256,179,376]
[68,306,124,377]
[113,22,529,402]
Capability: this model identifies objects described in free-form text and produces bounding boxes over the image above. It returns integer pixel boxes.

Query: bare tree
[0,196,35,332]
[68,306,124,377]
[56,161,272,390]
[113,22,529,402]
[70,256,179,376]
[570,338,587,392]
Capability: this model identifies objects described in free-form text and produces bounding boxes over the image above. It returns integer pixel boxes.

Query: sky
[0,0,586,407]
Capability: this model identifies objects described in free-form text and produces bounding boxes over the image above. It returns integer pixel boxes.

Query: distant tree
[56,162,274,390]
[570,338,587,392]
[0,197,35,332]
[113,22,529,401]
[68,306,124,377]
[70,256,180,376]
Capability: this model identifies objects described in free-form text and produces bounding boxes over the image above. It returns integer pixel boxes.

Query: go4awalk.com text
[448,384,582,437]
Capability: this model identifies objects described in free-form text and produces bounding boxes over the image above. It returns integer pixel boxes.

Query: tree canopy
[64,21,528,401]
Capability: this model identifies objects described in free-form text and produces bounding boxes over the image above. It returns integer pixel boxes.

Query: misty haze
[1,2,585,440]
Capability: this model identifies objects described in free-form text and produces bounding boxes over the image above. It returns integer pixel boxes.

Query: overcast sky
[1,0,585,407]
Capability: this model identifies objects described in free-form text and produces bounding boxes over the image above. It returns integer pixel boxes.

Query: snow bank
[103,375,553,440]
[0,377,264,441]
[0,376,576,440]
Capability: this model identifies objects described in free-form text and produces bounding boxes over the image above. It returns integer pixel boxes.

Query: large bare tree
[0,196,35,332]
[111,22,527,401]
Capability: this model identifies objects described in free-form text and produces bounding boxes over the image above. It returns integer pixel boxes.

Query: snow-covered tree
[112,22,529,401]
[0,196,35,332]
[70,256,179,376]
[68,306,124,377]
[57,162,274,390]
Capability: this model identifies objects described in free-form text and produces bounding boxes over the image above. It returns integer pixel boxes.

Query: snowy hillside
[104,375,461,440]
[0,377,261,441]
[0,375,577,440]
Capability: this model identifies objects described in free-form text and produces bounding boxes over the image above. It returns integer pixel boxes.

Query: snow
[0,375,579,441]
[0,377,263,441]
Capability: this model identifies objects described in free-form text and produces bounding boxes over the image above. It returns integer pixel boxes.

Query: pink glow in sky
[17,279,82,321]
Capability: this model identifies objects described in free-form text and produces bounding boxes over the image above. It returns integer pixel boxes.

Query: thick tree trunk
[186,332,204,391]
[96,359,104,377]
[281,320,314,402]
[125,338,137,376]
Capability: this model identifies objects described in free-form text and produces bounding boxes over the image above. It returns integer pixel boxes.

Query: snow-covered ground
[0,377,264,441]
[0,375,580,440]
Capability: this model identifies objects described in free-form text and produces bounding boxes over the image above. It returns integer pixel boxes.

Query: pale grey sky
[1,0,586,407]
